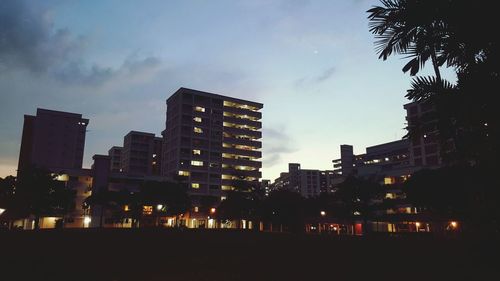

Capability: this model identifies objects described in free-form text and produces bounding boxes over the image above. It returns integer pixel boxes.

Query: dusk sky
[0,0,454,180]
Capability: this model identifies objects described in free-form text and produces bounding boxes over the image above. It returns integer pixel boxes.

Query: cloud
[0,0,86,73]
[0,0,163,88]
[0,0,265,177]
[262,126,297,169]
[294,66,336,89]
[316,67,336,82]
[54,55,162,86]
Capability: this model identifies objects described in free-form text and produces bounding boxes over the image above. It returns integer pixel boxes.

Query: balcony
[223,116,262,129]
[222,168,261,178]
[223,136,262,148]
[222,157,262,168]
[224,127,261,139]
[222,147,262,158]
[223,106,261,119]
[221,179,260,187]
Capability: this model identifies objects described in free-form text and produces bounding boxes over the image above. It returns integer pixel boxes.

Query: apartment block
[121,131,162,176]
[108,146,123,172]
[271,163,335,198]
[162,88,262,198]
[18,108,88,173]
[332,139,417,185]
[404,101,444,168]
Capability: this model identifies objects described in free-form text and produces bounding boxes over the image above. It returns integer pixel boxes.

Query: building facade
[108,146,123,172]
[18,108,88,173]
[162,88,263,199]
[404,101,444,168]
[120,131,162,176]
[332,139,415,185]
[271,163,335,198]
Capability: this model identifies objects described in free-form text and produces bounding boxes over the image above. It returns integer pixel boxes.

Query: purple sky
[0,0,455,180]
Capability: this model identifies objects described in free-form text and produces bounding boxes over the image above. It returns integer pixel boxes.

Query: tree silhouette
[404,166,500,233]
[261,190,304,233]
[334,176,383,234]
[368,0,500,166]
[15,167,75,229]
[139,180,191,227]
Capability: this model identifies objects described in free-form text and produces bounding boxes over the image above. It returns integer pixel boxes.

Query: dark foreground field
[0,229,498,281]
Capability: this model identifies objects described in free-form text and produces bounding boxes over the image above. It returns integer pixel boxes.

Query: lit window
[192,183,200,189]
[195,106,205,112]
[221,185,233,190]
[194,206,199,212]
[221,196,227,201]
[143,206,153,215]
[193,127,203,133]
[384,177,395,185]
[193,117,202,123]
[193,149,201,155]
[235,165,255,171]
[191,160,203,166]
[178,170,190,176]
[55,174,69,182]
[124,205,130,211]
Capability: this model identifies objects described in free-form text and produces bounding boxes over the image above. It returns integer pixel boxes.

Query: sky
[0,0,454,180]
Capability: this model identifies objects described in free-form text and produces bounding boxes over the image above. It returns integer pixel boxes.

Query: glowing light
[83,216,91,224]
[143,206,153,215]
[0,208,5,215]
[124,205,130,211]
[415,222,421,228]
[210,208,216,214]
[55,174,69,182]
[450,221,458,228]
[320,211,326,216]
[157,204,163,211]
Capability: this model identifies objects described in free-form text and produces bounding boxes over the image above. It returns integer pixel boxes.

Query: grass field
[0,229,498,281]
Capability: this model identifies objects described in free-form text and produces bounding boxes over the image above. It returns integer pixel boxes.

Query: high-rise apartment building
[162,88,263,198]
[18,108,88,173]
[271,163,335,198]
[108,146,123,172]
[120,131,162,176]
[332,139,417,185]
[404,101,443,168]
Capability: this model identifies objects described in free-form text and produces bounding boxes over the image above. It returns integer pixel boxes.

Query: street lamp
[210,207,216,214]
[320,211,326,217]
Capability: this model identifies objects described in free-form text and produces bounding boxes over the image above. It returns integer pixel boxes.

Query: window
[191,160,203,166]
[192,149,201,155]
[195,106,205,112]
[193,127,203,134]
[143,206,153,215]
[193,117,202,123]
[178,170,190,176]
[192,183,200,189]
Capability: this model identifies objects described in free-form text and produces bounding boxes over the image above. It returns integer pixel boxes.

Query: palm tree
[369,1,500,166]
[367,0,452,80]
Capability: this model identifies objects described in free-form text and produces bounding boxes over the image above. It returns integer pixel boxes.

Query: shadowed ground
[0,229,498,281]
